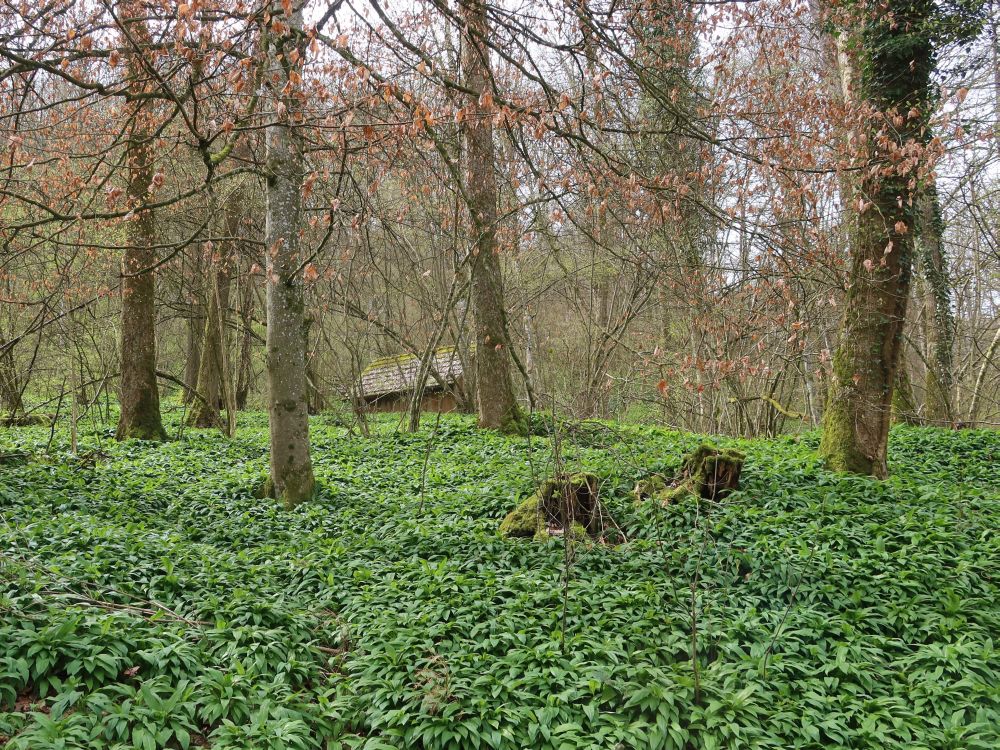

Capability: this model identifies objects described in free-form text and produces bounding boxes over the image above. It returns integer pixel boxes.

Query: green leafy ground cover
[1,414,998,749]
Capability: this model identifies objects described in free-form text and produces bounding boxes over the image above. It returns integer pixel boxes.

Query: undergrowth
[0,414,997,749]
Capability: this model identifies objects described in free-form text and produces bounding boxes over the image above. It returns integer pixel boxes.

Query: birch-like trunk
[263,2,314,506]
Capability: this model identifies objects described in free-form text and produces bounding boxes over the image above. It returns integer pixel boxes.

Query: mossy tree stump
[684,444,745,500]
[636,444,745,505]
[499,472,603,540]
[1,413,51,427]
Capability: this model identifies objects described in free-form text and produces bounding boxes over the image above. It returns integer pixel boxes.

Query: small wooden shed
[359,348,465,413]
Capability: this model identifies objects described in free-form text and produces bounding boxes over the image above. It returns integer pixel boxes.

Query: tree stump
[499,472,603,540]
[636,444,745,505]
[683,444,745,500]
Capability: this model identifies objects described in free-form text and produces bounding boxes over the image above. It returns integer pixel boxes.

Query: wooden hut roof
[360,347,464,398]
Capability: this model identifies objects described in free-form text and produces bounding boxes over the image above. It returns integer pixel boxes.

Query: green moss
[820,344,877,475]
[499,495,545,538]
[662,483,694,504]
[278,475,316,510]
[637,444,745,505]
[499,472,602,539]
[498,405,529,437]
[701,450,745,477]
[820,387,875,475]
[632,474,669,502]
[117,422,168,442]
[0,413,50,427]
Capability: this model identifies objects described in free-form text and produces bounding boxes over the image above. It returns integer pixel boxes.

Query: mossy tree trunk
[820,0,935,476]
[115,1,166,442]
[459,0,523,434]
[263,1,315,507]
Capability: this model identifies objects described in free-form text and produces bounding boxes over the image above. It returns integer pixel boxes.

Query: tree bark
[182,250,204,405]
[263,2,315,507]
[459,0,523,433]
[892,364,921,426]
[235,273,255,410]
[820,0,935,476]
[0,340,24,416]
[916,182,954,425]
[187,191,238,429]
[115,3,166,442]
[304,317,325,415]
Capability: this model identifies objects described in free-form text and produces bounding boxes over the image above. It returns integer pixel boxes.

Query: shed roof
[360,347,464,398]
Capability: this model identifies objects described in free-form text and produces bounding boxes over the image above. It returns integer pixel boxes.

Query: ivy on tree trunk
[820,0,936,476]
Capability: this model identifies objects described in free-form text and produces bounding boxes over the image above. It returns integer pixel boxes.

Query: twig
[418,409,443,513]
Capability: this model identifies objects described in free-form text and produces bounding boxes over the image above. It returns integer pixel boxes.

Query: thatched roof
[360,347,464,399]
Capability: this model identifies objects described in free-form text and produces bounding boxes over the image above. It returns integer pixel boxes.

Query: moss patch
[632,474,669,503]
[0,413,51,427]
[498,494,545,539]
[499,472,606,540]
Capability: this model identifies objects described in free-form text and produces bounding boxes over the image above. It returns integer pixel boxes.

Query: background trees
[1,0,996,483]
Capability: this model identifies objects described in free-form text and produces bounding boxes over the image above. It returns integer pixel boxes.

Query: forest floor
[1,413,998,749]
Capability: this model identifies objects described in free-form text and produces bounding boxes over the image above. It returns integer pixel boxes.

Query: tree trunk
[235,273,255,410]
[187,192,238,429]
[968,323,1000,426]
[459,0,523,433]
[182,249,204,404]
[0,340,24,416]
[917,182,954,425]
[263,2,315,507]
[115,3,165,442]
[892,364,921,426]
[820,0,935,476]
[304,317,325,415]
[186,267,230,428]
